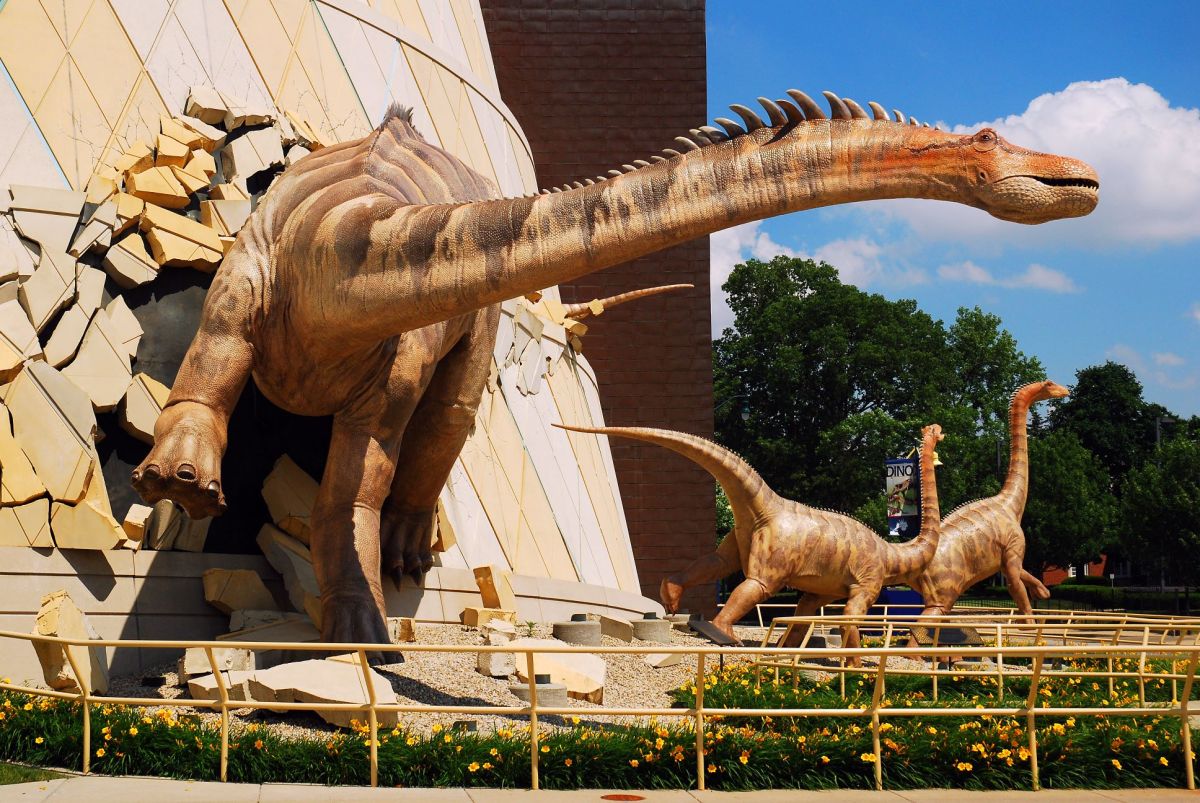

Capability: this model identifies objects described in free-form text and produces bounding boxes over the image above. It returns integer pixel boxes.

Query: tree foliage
[1120,438,1200,587]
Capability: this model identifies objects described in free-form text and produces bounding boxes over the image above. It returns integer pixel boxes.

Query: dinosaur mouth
[1031,176,1099,190]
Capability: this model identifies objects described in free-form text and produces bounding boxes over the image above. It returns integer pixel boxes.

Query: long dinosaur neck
[348,120,970,338]
[883,429,941,582]
[998,384,1040,515]
[554,424,776,533]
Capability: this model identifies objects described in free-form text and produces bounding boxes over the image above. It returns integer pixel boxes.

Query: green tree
[1120,437,1200,587]
[1021,430,1117,573]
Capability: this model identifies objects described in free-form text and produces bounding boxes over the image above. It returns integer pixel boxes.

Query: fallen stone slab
[202,568,279,615]
[511,637,605,704]
[122,503,152,542]
[177,646,255,678]
[187,669,255,702]
[126,166,190,209]
[6,360,97,503]
[32,589,108,693]
[388,617,416,644]
[62,308,135,412]
[217,617,320,668]
[460,607,517,629]
[598,615,634,642]
[0,402,45,505]
[50,463,124,549]
[247,659,398,727]
[229,609,305,633]
[0,498,52,548]
[473,565,518,612]
[256,524,320,625]
[478,620,517,677]
[260,455,317,544]
[0,296,42,381]
[103,233,158,288]
[644,652,683,669]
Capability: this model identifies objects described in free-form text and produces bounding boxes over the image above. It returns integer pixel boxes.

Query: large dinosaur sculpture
[909,380,1069,616]
[132,90,1097,647]
[555,423,944,652]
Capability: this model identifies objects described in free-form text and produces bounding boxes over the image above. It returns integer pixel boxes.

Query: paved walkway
[0,777,1197,802]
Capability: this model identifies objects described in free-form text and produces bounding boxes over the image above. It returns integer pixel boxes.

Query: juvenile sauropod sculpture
[555,423,944,654]
[133,91,1096,647]
[909,380,1069,617]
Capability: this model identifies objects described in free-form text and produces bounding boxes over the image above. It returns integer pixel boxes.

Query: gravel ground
[104,622,777,741]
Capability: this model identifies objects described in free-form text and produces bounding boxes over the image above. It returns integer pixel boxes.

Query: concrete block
[122,503,152,541]
[433,499,456,552]
[631,618,672,643]
[170,164,209,194]
[140,203,223,268]
[18,251,76,333]
[31,589,108,693]
[473,565,517,611]
[220,91,274,131]
[160,116,205,150]
[119,372,170,444]
[256,524,320,620]
[177,645,254,678]
[208,183,249,201]
[171,515,210,552]
[202,568,279,615]
[260,455,316,544]
[460,607,517,629]
[247,659,398,728]
[62,308,134,412]
[126,166,190,209]
[102,233,158,288]
[223,127,284,190]
[644,652,683,669]
[42,304,91,367]
[6,360,97,502]
[0,297,42,381]
[185,148,217,179]
[154,133,190,168]
[113,142,154,175]
[598,615,634,642]
[511,637,605,703]
[508,680,567,706]
[199,199,251,237]
[229,609,303,632]
[0,402,45,504]
[187,669,255,701]
[142,500,181,549]
[551,619,601,646]
[0,498,52,547]
[8,185,85,251]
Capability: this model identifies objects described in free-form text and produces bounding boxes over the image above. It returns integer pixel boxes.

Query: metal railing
[1,612,1198,792]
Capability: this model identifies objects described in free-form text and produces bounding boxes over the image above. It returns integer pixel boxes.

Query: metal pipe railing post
[526,650,540,790]
[62,643,90,775]
[996,623,1005,699]
[1025,655,1045,791]
[1179,647,1198,790]
[356,649,379,788]
[869,624,892,792]
[203,647,231,783]
[694,652,706,791]
[1139,626,1151,705]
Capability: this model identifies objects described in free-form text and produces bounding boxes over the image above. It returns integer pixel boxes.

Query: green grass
[0,656,1193,790]
[0,761,63,784]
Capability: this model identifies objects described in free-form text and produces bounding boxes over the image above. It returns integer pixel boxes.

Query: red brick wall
[481,0,717,616]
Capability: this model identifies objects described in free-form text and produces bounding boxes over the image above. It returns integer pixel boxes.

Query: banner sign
[885,457,920,538]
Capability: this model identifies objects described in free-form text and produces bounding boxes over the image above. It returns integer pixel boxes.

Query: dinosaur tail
[553,423,776,531]
[562,283,694,320]
[883,424,943,582]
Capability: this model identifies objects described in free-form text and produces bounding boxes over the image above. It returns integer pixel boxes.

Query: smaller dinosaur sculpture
[909,380,1068,617]
[554,422,944,655]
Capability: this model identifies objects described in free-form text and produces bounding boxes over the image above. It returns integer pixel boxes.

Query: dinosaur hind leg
[661,531,741,614]
[381,308,497,588]
[840,584,881,668]
[778,593,839,648]
[132,260,255,519]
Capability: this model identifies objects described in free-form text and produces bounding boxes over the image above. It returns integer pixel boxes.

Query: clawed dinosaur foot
[321,593,398,665]
[660,577,684,614]
[132,402,227,519]
[381,507,435,588]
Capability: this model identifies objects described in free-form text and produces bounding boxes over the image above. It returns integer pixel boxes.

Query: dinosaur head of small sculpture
[1033,380,1071,401]
[921,423,945,445]
[956,128,1099,224]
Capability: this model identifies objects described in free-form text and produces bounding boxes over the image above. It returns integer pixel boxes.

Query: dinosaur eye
[972,129,998,152]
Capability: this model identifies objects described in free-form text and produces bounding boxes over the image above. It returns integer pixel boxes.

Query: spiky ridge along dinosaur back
[132,90,1097,648]
[909,381,1069,617]
[556,423,944,652]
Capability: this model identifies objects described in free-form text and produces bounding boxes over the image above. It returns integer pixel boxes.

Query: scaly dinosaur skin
[132,91,1096,647]
[555,423,944,655]
[910,381,1069,618]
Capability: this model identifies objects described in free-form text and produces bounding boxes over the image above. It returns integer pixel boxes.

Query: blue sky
[706,1,1200,416]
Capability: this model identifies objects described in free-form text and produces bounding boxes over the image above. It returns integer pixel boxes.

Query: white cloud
[1154,352,1185,367]
[881,78,1200,248]
[1191,303,1200,325]
[937,261,1080,293]
[1108,344,1197,391]
[710,224,927,334]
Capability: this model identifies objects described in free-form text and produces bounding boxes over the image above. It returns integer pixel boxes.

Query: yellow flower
[95,748,105,757]
[443,734,452,743]
[128,727,138,736]
[1160,757,1169,767]
[1065,717,1075,727]
[540,745,549,753]
[956,762,973,772]
[23,702,32,710]
[571,716,580,725]
[739,750,750,765]
[564,758,572,767]
[706,763,717,773]
[860,752,876,763]
[1111,759,1122,770]
[879,722,893,732]
[142,716,152,724]
[254,739,264,750]
[820,755,830,764]
[431,723,442,733]
[483,762,493,770]
[490,747,499,757]
[34,737,44,744]
[655,737,664,750]
[997,749,1011,759]
[468,762,480,773]
[406,736,417,746]
[796,735,806,745]
[1051,723,1066,735]
[629,759,639,767]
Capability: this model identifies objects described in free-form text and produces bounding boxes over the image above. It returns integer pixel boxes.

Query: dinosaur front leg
[840,584,881,668]
[1001,536,1037,620]
[661,532,741,614]
[310,417,401,656]
[382,309,497,587]
[132,258,255,518]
